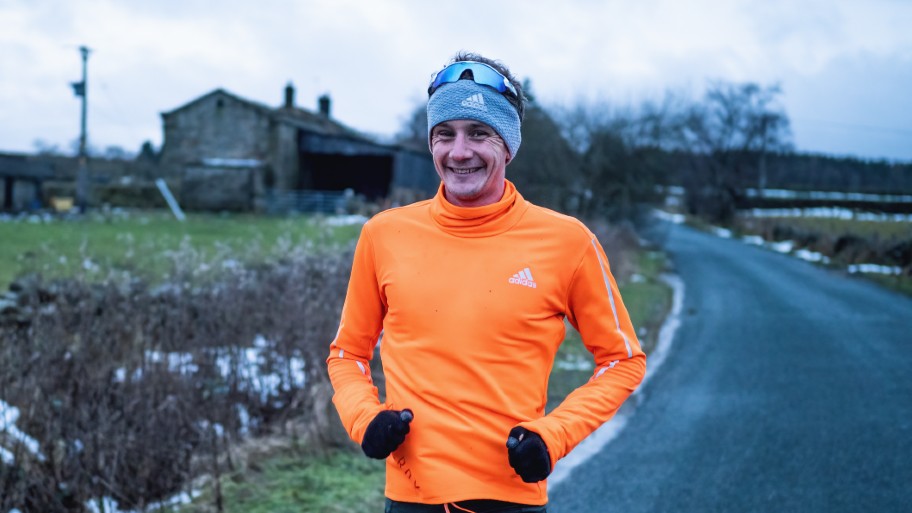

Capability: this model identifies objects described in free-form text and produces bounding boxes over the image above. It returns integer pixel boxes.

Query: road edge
[549,272,685,486]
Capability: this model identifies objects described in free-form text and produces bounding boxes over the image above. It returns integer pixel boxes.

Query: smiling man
[326,52,646,513]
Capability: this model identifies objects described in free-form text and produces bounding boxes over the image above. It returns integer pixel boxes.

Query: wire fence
[263,189,350,215]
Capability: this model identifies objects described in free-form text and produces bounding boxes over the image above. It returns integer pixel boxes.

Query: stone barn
[158,84,437,212]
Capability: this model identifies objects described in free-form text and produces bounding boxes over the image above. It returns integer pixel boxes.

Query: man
[326,52,646,512]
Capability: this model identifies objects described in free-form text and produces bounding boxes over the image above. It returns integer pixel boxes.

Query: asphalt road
[549,222,912,512]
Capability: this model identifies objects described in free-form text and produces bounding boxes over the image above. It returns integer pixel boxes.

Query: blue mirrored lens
[430,62,517,96]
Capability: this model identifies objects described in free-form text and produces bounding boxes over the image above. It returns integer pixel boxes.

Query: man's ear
[505,153,512,165]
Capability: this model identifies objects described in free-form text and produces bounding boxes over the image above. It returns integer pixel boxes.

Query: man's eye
[471,130,490,138]
[434,130,454,138]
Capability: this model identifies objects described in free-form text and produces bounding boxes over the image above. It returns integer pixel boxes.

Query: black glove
[361,409,413,459]
[506,426,551,483]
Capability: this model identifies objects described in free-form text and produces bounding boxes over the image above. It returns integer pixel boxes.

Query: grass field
[732,214,912,295]
[736,215,912,240]
[0,211,363,289]
[184,450,386,513]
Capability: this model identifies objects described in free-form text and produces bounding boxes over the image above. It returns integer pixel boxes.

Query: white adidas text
[508,267,537,288]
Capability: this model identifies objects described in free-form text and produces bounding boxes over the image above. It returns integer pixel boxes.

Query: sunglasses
[428,61,518,97]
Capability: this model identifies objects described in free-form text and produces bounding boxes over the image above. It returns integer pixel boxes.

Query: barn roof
[161,88,374,142]
[0,152,55,180]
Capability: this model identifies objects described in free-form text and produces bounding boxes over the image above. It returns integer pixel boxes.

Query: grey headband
[427,80,522,158]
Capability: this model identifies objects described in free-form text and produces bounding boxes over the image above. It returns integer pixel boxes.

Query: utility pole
[72,45,90,210]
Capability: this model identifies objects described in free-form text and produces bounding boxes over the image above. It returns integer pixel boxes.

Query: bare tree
[553,98,676,222]
[678,81,792,222]
[508,101,582,213]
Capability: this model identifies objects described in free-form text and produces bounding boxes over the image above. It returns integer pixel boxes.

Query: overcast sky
[2,0,911,162]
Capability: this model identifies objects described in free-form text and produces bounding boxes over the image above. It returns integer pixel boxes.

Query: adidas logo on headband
[460,94,487,111]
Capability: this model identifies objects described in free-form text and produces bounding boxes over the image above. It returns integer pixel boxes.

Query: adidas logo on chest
[508,267,537,289]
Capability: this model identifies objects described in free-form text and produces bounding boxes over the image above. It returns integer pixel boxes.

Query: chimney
[318,94,331,117]
[284,82,295,108]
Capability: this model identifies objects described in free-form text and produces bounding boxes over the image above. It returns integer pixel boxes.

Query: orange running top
[326,181,646,505]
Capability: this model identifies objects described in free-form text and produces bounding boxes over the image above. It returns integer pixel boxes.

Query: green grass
[0,211,363,289]
[731,215,912,297]
[861,274,912,296]
[547,249,671,411]
[736,215,912,240]
[184,450,386,513]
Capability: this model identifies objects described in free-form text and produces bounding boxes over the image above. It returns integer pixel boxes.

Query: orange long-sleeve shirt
[326,181,645,505]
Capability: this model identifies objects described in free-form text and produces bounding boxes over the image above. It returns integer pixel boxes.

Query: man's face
[430,119,511,208]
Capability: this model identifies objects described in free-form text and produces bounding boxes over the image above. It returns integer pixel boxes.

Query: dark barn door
[305,154,393,200]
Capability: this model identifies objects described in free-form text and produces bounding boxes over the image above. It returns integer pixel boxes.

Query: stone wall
[160,93,273,170]
[180,164,262,211]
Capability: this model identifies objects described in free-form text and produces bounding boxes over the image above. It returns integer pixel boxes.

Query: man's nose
[449,133,473,160]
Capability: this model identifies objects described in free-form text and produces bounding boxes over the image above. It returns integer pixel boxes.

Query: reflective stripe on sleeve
[590,239,633,358]
[591,360,619,381]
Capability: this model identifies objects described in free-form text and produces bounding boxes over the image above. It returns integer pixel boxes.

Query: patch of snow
[853,212,912,222]
[744,188,912,203]
[794,249,830,264]
[653,210,685,224]
[146,351,198,373]
[211,336,307,402]
[85,497,120,513]
[324,214,368,226]
[86,485,200,512]
[554,355,594,371]
[711,226,732,238]
[630,273,645,283]
[197,420,225,437]
[742,235,765,246]
[139,336,307,402]
[769,240,794,253]
[746,207,912,222]
[847,264,903,275]
[1,446,14,465]
[236,404,251,435]
[201,158,262,168]
[0,400,45,462]
[221,259,241,270]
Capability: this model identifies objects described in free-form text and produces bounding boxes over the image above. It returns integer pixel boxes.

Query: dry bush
[0,246,353,512]
[587,220,642,283]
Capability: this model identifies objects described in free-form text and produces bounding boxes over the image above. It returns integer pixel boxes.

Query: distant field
[738,215,912,240]
[732,212,912,296]
[0,210,364,289]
